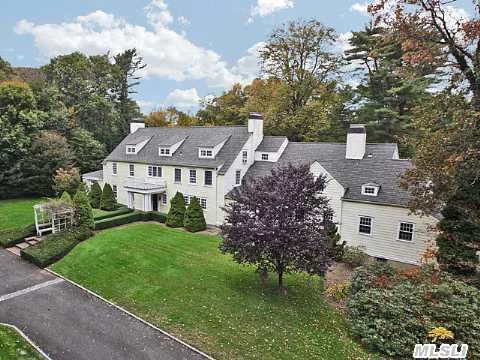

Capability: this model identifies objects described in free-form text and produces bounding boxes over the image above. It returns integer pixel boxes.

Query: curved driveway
[0,250,207,360]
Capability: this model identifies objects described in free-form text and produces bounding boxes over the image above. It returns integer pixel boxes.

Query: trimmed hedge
[93,206,132,221]
[95,211,167,230]
[0,224,36,248]
[21,227,93,268]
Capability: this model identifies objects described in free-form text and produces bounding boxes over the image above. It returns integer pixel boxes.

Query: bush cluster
[73,188,95,230]
[341,246,369,268]
[347,263,480,358]
[95,211,167,230]
[0,224,36,248]
[93,206,132,221]
[21,227,93,267]
[184,197,207,232]
[166,192,186,227]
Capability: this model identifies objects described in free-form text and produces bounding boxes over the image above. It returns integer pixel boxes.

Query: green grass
[0,325,43,359]
[0,198,43,232]
[52,223,377,360]
[92,208,111,218]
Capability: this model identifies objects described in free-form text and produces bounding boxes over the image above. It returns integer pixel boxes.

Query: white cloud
[350,2,369,16]
[231,41,265,82]
[250,0,294,19]
[13,1,259,89]
[177,16,190,26]
[335,32,353,54]
[165,88,200,109]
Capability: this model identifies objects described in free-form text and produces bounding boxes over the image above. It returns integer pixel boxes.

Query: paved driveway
[0,250,207,360]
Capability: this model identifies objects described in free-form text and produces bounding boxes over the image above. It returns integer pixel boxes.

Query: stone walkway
[6,236,42,256]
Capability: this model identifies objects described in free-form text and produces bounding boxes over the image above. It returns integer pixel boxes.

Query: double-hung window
[161,193,167,205]
[359,216,372,235]
[204,170,212,186]
[129,164,135,177]
[147,165,162,177]
[235,170,241,185]
[189,169,197,184]
[112,162,117,175]
[112,185,117,198]
[200,198,207,210]
[398,222,414,241]
[242,151,248,164]
[183,195,190,205]
[174,168,182,183]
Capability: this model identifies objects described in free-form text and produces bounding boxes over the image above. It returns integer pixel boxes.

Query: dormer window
[361,183,380,196]
[159,147,171,156]
[126,146,136,154]
[199,148,214,159]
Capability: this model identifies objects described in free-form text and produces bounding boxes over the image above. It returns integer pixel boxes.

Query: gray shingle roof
[105,126,250,175]
[244,142,412,206]
[82,169,103,180]
[256,136,287,152]
[126,136,151,145]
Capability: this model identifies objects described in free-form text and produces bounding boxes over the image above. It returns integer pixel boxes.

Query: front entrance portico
[124,180,166,212]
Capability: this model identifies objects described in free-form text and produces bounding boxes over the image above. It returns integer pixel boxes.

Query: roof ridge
[141,125,247,130]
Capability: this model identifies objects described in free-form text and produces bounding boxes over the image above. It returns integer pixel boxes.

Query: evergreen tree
[88,182,102,209]
[345,22,433,156]
[184,197,207,232]
[60,191,72,204]
[100,183,116,211]
[73,188,95,229]
[436,180,480,275]
[166,191,186,228]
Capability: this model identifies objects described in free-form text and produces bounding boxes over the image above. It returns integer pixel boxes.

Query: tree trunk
[278,269,283,288]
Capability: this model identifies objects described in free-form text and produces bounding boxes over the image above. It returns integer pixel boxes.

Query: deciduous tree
[220,164,335,289]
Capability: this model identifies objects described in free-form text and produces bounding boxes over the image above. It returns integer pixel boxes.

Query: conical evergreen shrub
[60,191,72,204]
[166,191,186,227]
[101,183,116,211]
[88,182,102,209]
[184,196,206,232]
[73,188,95,230]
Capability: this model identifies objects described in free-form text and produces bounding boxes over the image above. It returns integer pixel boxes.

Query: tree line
[0,49,145,198]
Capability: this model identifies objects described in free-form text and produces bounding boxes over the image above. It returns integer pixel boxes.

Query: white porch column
[127,191,134,209]
[144,194,152,211]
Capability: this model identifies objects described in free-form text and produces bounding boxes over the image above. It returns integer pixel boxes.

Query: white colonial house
[83,113,438,265]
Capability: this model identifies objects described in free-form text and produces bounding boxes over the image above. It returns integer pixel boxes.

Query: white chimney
[248,112,264,149]
[130,119,145,134]
[346,124,366,159]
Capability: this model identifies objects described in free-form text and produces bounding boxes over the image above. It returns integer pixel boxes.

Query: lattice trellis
[34,201,74,237]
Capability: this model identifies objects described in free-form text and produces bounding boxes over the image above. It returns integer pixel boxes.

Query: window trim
[189,169,197,184]
[397,221,415,242]
[112,184,117,199]
[147,165,162,178]
[128,164,135,177]
[174,168,182,183]
[159,147,171,156]
[242,150,248,164]
[161,193,167,205]
[235,170,241,185]
[112,162,117,175]
[126,146,136,154]
[361,184,379,196]
[199,148,214,159]
[204,170,213,186]
[183,195,190,205]
[200,198,207,210]
[358,215,373,236]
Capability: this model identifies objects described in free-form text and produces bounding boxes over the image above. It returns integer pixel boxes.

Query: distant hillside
[12,67,44,84]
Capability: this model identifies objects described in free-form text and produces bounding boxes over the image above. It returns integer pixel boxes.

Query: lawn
[92,208,110,218]
[52,223,377,360]
[0,325,44,359]
[0,198,43,232]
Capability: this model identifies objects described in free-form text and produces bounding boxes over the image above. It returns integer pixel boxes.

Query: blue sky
[1,0,474,114]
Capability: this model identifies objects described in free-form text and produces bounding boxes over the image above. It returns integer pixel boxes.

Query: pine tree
[184,197,207,232]
[73,188,95,230]
[166,191,186,228]
[60,191,72,204]
[88,182,102,209]
[436,181,480,275]
[100,183,116,211]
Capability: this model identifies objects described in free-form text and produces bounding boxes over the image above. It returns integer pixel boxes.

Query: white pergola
[34,201,74,237]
